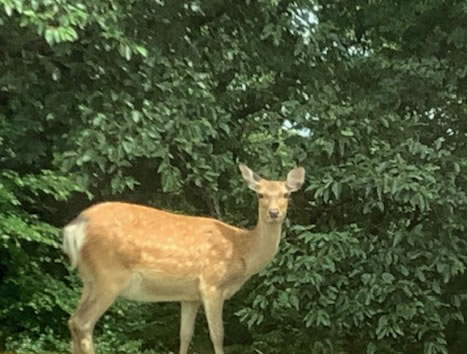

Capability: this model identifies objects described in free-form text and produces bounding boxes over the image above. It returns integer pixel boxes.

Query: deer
[62,163,305,354]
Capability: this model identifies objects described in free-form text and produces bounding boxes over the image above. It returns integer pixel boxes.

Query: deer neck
[245,213,283,276]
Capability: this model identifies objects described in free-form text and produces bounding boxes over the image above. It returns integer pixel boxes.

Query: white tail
[62,217,87,269]
[64,164,305,354]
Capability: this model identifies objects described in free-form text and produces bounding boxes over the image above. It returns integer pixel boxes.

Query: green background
[1,0,466,353]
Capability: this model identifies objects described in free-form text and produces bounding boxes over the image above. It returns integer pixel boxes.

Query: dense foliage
[1,0,466,353]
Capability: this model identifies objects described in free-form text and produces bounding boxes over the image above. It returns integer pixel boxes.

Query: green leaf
[331,181,341,200]
[382,272,395,284]
[393,232,403,247]
[135,45,148,57]
[131,110,142,123]
[4,3,13,16]
[361,273,372,285]
[340,129,354,137]
[289,294,299,310]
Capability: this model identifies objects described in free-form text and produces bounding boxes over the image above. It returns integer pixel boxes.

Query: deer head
[239,163,305,224]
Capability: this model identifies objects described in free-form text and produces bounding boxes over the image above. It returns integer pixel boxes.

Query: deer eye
[283,193,290,199]
[257,193,264,199]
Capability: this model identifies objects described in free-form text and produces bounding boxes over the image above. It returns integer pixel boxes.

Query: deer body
[64,164,305,354]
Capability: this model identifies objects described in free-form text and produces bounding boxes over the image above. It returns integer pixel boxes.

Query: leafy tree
[240,1,467,354]
[1,0,466,353]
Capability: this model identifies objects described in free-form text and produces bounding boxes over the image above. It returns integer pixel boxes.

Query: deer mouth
[265,214,284,224]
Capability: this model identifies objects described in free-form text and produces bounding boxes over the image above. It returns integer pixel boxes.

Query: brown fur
[64,164,305,354]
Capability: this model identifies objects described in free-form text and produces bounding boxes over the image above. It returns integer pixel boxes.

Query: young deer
[63,164,305,354]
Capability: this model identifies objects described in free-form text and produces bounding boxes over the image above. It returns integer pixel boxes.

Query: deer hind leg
[179,301,200,354]
[68,281,122,354]
[69,282,92,354]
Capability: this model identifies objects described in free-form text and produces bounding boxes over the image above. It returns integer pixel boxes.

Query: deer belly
[120,271,201,302]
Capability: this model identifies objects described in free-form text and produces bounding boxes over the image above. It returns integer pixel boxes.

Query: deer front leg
[179,301,200,354]
[202,292,225,354]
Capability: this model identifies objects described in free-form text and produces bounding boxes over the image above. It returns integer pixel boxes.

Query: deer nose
[268,208,280,219]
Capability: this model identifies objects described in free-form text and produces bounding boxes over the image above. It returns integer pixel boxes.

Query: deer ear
[239,164,262,192]
[286,167,305,192]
